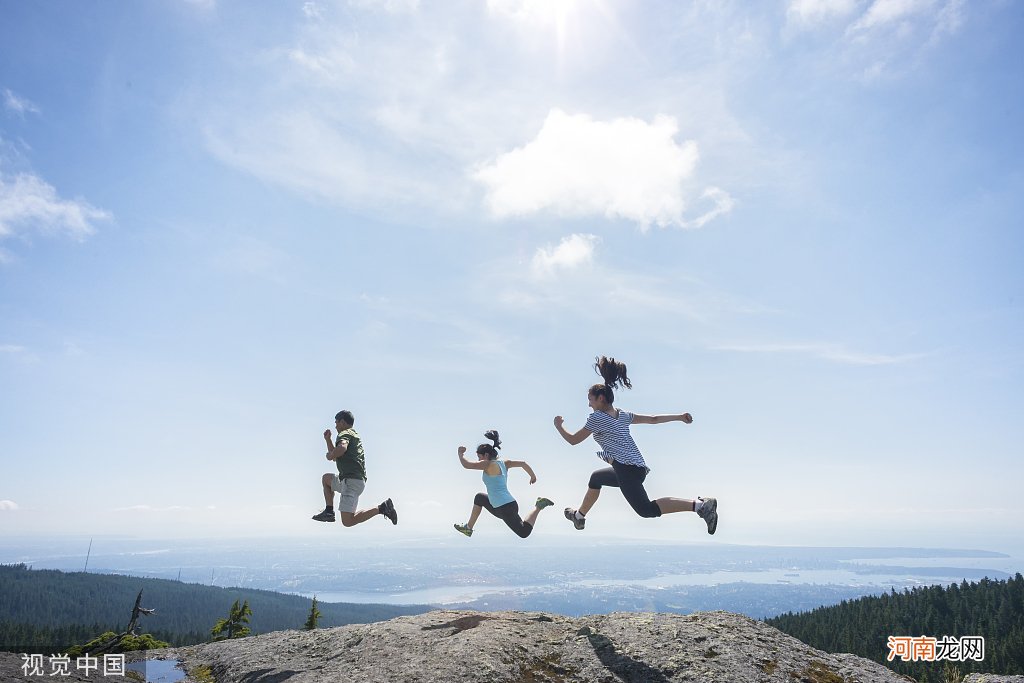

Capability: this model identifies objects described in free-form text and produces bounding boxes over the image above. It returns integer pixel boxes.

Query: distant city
[3,537,1019,620]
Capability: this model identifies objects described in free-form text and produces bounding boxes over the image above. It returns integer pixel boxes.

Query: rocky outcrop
[143,610,916,682]
[6,610,1020,682]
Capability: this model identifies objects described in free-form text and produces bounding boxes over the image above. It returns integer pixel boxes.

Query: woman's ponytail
[590,356,632,404]
[478,429,502,459]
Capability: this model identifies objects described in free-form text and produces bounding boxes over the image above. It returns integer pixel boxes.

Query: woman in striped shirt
[553,356,718,534]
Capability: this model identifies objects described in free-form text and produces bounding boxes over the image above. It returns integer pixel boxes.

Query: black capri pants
[473,493,534,538]
[588,460,662,518]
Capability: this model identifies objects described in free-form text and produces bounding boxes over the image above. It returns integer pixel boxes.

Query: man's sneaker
[536,497,554,509]
[380,498,398,525]
[454,523,473,537]
[312,509,335,523]
[564,507,585,530]
[696,497,718,535]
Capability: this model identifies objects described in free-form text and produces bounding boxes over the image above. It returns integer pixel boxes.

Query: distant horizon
[4,537,1020,619]
[2,533,1022,557]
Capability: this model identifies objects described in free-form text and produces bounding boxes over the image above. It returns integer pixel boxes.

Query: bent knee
[634,503,662,519]
[322,473,334,485]
[339,513,356,527]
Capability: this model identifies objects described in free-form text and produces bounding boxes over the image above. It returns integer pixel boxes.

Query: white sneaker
[696,497,717,535]
[564,507,585,530]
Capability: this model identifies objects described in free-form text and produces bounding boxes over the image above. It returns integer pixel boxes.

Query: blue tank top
[482,460,515,507]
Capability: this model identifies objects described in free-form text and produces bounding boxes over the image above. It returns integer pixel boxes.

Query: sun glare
[490,0,578,25]
[489,0,590,56]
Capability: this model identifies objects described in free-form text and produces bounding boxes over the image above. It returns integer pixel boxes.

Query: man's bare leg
[340,508,380,527]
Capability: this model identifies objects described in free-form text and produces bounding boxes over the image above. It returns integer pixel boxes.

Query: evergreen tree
[304,596,321,631]
[210,600,252,641]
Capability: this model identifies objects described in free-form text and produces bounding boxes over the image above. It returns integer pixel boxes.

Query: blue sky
[1,0,1021,554]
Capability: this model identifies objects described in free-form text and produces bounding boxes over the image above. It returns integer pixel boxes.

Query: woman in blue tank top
[454,430,553,538]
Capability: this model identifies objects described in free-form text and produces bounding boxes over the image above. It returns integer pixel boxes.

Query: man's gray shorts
[330,475,366,514]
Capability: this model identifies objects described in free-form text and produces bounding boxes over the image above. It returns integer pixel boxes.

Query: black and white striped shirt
[585,409,646,468]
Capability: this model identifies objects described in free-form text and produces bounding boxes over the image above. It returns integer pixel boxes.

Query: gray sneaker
[564,507,585,530]
[696,497,717,535]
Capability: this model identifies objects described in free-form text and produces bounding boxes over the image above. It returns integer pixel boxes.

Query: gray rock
[185,611,912,683]
[963,676,1024,683]
[4,609,976,682]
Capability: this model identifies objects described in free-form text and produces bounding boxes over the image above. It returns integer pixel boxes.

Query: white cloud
[63,341,86,357]
[349,0,420,13]
[302,2,323,21]
[713,342,924,366]
[487,0,578,27]
[198,4,757,222]
[787,0,861,28]
[0,170,111,243]
[203,111,438,207]
[215,237,293,284]
[0,500,19,511]
[687,187,736,229]
[0,343,38,362]
[532,233,599,276]
[929,0,965,44]
[112,505,192,513]
[840,0,966,81]
[287,47,356,82]
[183,0,216,11]
[3,89,40,116]
[474,109,731,230]
[850,0,936,32]
[785,0,967,81]
[490,249,718,326]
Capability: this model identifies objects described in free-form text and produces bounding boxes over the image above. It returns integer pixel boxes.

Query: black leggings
[588,460,662,518]
[473,493,534,538]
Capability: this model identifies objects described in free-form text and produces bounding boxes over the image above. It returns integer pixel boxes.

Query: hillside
[0,564,431,652]
[768,574,1024,681]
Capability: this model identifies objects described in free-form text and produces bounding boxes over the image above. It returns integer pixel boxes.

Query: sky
[0,0,1021,555]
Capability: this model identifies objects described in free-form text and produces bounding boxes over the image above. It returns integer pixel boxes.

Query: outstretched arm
[458,446,488,470]
[553,416,592,446]
[631,413,693,425]
[505,460,537,484]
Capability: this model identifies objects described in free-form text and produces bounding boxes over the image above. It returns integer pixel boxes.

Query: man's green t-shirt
[335,428,367,482]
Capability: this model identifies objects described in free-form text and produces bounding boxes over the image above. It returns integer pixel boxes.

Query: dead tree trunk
[86,589,155,654]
